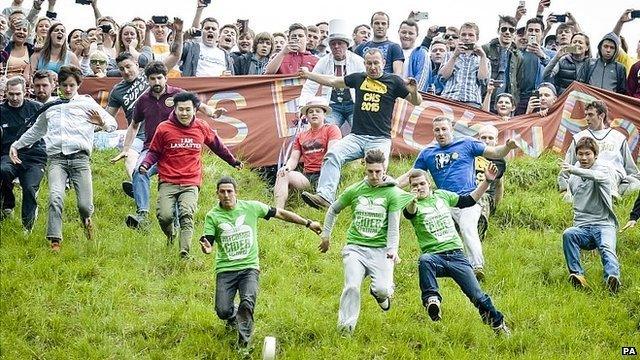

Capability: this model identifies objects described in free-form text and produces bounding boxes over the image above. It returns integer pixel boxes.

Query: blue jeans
[315,134,391,203]
[132,149,158,212]
[47,152,93,239]
[562,225,620,281]
[418,250,504,326]
[326,102,354,129]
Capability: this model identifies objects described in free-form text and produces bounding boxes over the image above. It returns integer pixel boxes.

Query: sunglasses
[443,34,459,40]
[500,26,516,34]
[90,59,107,64]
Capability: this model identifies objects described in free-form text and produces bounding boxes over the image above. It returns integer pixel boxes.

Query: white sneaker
[493,321,511,336]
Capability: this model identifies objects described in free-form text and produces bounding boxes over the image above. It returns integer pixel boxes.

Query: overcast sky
[17,0,640,52]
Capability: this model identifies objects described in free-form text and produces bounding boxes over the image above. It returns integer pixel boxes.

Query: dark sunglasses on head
[90,59,107,64]
[500,26,516,34]
[443,34,459,40]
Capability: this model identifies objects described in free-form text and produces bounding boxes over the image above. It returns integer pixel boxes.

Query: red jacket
[141,112,239,186]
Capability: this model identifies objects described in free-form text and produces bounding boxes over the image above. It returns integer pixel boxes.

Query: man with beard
[482,15,522,113]
[299,19,365,134]
[32,69,56,103]
[106,52,149,196]
[354,12,404,76]
[0,76,46,232]
[111,62,236,229]
[181,17,234,76]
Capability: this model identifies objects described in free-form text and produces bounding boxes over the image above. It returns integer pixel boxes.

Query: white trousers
[338,244,394,332]
[450,204,484,269]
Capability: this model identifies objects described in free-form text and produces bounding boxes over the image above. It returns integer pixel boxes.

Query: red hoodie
[141,112,240,186]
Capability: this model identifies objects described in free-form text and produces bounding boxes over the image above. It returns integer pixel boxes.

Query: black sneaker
[126,211,149,229]
[122,181,134,198]
[607,275,621,293]
[426,296,442,321]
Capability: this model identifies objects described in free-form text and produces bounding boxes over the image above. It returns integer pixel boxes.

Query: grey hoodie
[567,163,618,228]
[579,32,627,94]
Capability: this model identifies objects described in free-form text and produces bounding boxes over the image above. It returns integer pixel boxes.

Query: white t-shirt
[402,48,413,78]
[196,43,227,76]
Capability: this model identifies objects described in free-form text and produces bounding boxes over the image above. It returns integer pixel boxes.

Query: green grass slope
[1,151,639,359]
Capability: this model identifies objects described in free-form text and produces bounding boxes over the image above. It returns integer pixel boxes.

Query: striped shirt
[440,52,490,105]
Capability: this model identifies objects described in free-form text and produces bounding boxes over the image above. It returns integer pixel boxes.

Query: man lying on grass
[403,164,511,336]
[199,176,322,352]
[560,137,622,293]
[319,149,414,335]
[138,91,242,259]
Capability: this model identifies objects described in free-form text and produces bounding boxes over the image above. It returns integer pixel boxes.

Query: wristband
[305,219,312,228]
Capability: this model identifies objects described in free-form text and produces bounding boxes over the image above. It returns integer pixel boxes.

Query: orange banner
[79,77,640,166]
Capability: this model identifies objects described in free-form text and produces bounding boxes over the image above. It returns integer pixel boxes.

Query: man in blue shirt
[354,11,404,76]
[398,116,517,280]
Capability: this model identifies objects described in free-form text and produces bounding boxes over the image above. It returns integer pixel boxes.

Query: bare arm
[482,83,494,112]
[191,0,206,29]
[494,177,504,205]
[438,49,459,80]
[483,139,518,159]
[263,50,286,75]
[299,67,347,88]
[282,149,301,172]
[396,169,412,188]
[91,0,102,24]
[274,208,321,234]
[392,60,403,76]
[164,18,184,70]
[405,78,422,106]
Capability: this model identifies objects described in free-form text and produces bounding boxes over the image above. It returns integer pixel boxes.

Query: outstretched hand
[110,151,127,163]
[308,221,322,235]
[620,220,636,232]
[86,109,105,127]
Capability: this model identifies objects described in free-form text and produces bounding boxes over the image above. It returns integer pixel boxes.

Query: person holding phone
[180,17,235,76]
[438,22,489,108]
[543,32,591,94]
[406,34,447,94]
[524,82,557,116]
[612,9,640,74]
[514,17,554,115]
[481,15,521,113]
[263,23,318,75]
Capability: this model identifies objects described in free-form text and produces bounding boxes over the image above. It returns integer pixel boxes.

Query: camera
[75,0,93,4]
[99,24,112,33]
[461,43,475,51]
[152,16,169,25]
[554,14,567,22]
[631,10,640,19]
[437,26,447,33]
[414,12,429,21]
[193,29,202,37]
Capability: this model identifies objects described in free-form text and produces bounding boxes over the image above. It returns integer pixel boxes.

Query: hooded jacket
[579,32,627,94]
[141,112,239,186]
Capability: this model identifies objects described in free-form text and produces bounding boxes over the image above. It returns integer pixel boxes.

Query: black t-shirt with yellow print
[344,72,409,138]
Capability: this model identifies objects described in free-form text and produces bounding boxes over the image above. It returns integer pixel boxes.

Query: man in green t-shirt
[320,149,414,334]
[403,165,511,336]
[200,176,322,350]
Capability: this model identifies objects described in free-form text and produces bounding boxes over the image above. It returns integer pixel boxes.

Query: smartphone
[75,0,92,4]
[492,79,504,86]
[437,26,447,33]
[528,35,537,45]
[99,24,112,33]
[202,0,211,4]
[554,14,567,22]
[193,29,202,37]
[152,16,168,25]
[564,45,578,53]
[462,43,475,50]
[631,10,640,19]
[518,0,525,7]
[414,11,429,21]
[236,19,249,33]
[532,90,540,98]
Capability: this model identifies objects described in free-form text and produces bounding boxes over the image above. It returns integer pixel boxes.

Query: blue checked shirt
[439,52,490,104]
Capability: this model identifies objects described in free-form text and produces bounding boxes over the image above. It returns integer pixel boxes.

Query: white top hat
[328,19,351,46]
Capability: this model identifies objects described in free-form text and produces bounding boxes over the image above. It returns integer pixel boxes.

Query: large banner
[79,77,640,167]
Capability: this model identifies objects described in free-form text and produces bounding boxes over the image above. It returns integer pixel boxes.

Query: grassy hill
[1,150,639,359]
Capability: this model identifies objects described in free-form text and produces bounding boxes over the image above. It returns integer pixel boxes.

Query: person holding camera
[439,22,489,109]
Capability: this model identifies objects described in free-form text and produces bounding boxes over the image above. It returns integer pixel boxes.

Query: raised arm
[91,0,102,24]
[191,0,207,30]
[483,139,518,159]
[405,77,422,106]
[299,67,347,88]
[438,47,461,80]
[163,18,184,70]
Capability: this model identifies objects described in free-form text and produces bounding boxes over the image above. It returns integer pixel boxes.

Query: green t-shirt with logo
[408,190,464,254]
[203,200,270,274]
[337,179,414,248]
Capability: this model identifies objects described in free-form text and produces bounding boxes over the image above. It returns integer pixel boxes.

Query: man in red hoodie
[139,91,243,258]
